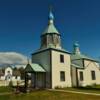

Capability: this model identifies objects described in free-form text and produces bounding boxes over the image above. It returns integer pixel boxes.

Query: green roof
[42,23,59,35]
[71,53,98,62]
[25,63,46,72]
[71,54,100,69]
[71,63,83,69]
[32,47,70,55]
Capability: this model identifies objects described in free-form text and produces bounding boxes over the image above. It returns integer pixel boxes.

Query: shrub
[9,81,13,87]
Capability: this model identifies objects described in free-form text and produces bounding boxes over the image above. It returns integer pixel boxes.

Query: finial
[49,5,53,12]
[49,5,54,21]
[73,41,81,54]
[74,41,79,47]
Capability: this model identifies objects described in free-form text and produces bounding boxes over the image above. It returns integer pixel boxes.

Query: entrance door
[36,73,45,88]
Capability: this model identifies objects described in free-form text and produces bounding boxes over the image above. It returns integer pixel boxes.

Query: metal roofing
[71,53,100,69]
[42,23,59,35]
[49,10,54,20]
[71,53,98,62]
[33,47,70,55]
[25,63,46,72]
[74,42,80,47]
[42,9,59,35]
[71,63,83,69]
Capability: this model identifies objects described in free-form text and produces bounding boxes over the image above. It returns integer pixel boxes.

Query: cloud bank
[0,52,28,65]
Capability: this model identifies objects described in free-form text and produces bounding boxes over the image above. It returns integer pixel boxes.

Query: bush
[9,81,13,87]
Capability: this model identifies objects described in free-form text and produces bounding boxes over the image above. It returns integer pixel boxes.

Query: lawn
[57,85,100,94]
[0,86,13,93]
[0,86,100,100]
[0,90,100,100]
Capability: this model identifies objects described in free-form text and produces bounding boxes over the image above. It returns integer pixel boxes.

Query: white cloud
[0,52,29,65]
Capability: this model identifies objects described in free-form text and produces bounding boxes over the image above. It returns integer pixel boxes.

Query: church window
[91,71,96,80]
[79,71,83,81]
[15,76,17,79]
[47,35,52,43]
[8,71,10,73]
[8,76,11,79]
[60,54,64,63]
[60,71,65,81]
[42,36,47,46]
[54,35,58,44]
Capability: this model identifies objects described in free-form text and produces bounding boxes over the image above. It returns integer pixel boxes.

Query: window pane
[91,71,96,80]
[60,71,65,81]
[60,54,64,63]
[80,71,83,81]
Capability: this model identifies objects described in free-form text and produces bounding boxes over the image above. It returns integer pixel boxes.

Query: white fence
[0,80,25,86]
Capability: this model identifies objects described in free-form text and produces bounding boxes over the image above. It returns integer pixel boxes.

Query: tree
[18,67,25,80]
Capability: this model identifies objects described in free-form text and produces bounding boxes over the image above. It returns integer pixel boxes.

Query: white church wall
[51,50,72,88]
[0,67,22,87]
[71,66,77,87]
[5,67,12,76]
[0,76,5,80]
[17,76,21,80]
[11,77,14,80]
[77,60,100,86]
[32,50,51,88]
[12,76,21,80]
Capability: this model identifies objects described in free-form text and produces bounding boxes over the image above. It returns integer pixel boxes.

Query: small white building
[0,65,21,86]
[71,42,100,87]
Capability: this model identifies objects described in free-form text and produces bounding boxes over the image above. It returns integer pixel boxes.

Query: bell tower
[40,8,61,49]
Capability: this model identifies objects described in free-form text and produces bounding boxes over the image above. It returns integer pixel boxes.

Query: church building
[71,42,100,87]
[25,9,100,89]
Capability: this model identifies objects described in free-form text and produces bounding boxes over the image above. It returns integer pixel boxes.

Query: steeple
[40,7,61,49]
[73,42,81,54]
[48,8,54,24]
[42,7,59,35]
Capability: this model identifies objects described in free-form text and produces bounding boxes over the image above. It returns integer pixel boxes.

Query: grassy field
[0,87,100,100]
[57,87,100,94]
[0,90,100,100]
[0,86,13,93]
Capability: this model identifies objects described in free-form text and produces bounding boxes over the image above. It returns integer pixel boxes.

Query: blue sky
[0,0,100,58]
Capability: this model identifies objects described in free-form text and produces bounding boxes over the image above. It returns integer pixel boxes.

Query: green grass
[57,86,100,94]
[0,90,100,100]
[0,95,10,100]
[0,86,13,93]
[0,86,100,100]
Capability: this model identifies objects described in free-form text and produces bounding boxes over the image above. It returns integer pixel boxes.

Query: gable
[71,59,84,68]
[25,64,33,72]
[25,63,46,72]
[84,59,100,70]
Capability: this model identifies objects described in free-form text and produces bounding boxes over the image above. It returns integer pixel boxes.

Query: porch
[25,63,46,90]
